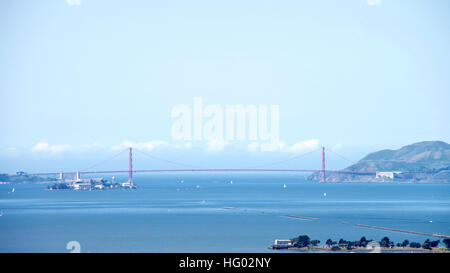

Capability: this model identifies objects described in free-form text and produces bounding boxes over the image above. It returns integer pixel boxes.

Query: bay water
[0,173,449,252]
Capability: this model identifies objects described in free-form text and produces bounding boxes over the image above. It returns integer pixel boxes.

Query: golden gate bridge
[27,147,435,183]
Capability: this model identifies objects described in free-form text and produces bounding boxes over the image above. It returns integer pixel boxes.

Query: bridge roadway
[29,168,381,176]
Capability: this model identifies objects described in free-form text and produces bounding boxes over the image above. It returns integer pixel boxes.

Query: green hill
[309,141,450,182]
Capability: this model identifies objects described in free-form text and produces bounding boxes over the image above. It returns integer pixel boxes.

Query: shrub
[331,246,341,251]
[409,242,421,248]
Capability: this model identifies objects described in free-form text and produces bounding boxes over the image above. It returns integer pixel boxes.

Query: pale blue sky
[0,0,449,172]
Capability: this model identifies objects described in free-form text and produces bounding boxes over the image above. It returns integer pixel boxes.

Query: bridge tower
[128,147,133,187]
[321,147,325,182]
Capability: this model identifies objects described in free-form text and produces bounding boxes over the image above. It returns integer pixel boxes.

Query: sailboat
[283,184,287,189]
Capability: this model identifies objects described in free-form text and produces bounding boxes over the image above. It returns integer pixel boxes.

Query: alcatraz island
[45,171,137,191]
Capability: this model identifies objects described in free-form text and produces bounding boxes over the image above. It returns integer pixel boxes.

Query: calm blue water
[0,173,449,252]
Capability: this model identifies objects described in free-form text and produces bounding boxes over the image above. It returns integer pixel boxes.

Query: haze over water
[0,173,449,253]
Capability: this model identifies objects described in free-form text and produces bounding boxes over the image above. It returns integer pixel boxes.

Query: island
[46,177,137,191]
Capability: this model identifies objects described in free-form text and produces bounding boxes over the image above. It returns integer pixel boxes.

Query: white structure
[274,240,293,246]
[272,239,293,249]
[73,181,91,190]
[121,182,131,188]
[375,171,401,179]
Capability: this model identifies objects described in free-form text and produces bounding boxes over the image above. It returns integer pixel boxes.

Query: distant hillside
[0,172,55,183]
[309,141,450,183]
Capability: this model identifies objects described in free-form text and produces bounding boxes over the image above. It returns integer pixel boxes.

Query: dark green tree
[443,239,450,249]
[358,237,368,247]
[311,240,320,247]
[410,242,421,248]
[295,235,311,248]
[338,238,348,248]
[346,241,354,250]
[422,239,432,250]
[326,239,333,247]
[430,240,440,248]
[380,237,391,248]
[401,239,409,247]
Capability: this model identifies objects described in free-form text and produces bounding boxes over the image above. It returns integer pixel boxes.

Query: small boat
[283,184,287,189]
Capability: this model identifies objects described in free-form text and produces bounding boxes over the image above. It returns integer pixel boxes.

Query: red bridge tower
[321,147,325,182]
[128,147,133,187]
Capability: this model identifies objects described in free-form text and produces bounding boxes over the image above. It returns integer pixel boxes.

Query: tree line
[290,235,450,251]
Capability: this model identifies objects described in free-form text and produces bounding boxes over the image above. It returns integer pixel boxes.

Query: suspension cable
[325,147,356,165]
[80,148,128,171]
[133,148,202,169]
[246,147,322,168]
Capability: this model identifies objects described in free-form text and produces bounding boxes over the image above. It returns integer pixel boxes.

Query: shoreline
[272,246,450,253]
